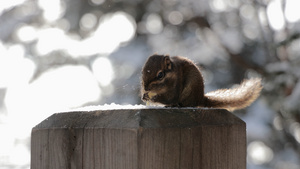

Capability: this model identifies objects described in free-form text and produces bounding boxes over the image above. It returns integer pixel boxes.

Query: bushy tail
[204,78,262,111]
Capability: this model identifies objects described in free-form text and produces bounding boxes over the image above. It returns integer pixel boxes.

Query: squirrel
[141,54,263,111]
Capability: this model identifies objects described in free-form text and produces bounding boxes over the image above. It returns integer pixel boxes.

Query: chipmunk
[141,54,262,111]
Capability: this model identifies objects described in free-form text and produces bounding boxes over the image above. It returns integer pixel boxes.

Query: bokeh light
[0,44,35,88]
[146,13,163,34]
[267,0,285,31]
[35,28,66,56]
[89,0,106,6]
[168,11,183,25]
[209,0,228,13]
[67,11,136,57]
[4,65,101,138]
[284,0,300,23]
[38,0,65,22]
[16,25,37,42]
[248,141,274,165]
[0,0,26,14]
[92,56,115,87]
[80,13,98,31]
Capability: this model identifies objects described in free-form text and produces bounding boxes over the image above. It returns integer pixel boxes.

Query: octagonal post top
[33,108,245,130]
[31,107,247,169]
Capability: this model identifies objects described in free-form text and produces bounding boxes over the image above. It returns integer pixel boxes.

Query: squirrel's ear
[164,55,172,70]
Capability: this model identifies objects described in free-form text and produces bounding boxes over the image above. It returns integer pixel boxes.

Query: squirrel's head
[141,54,176,105]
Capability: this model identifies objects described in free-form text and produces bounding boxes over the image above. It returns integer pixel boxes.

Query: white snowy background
[0,0,300,168]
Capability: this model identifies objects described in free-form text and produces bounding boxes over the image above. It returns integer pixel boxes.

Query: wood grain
[31,108,246,169]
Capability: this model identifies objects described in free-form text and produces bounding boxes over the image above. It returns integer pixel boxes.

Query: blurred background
[0,0,300,168]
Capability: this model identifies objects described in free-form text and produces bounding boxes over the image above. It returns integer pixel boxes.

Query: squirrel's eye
[157,71,164,79]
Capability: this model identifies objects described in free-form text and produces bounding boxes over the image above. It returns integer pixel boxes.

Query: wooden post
[31,108,246,169]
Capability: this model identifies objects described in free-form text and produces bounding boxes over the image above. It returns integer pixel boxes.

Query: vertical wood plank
[139,128,182,169]
[179,128,193,169]
[201,126,229,169]
[48,129,69,169]
[163,129,180,169]
[139,129,165,169]
[86,128,138,169]
[31,129,49,169]
[122,129,138,169]
[191,127,202,169]
[83,128,94,169]
[70,128,84,169]
[227,124,246,169]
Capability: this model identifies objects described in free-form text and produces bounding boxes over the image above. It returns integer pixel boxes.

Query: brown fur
[204,78,262,111]
[141,55,262,111]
